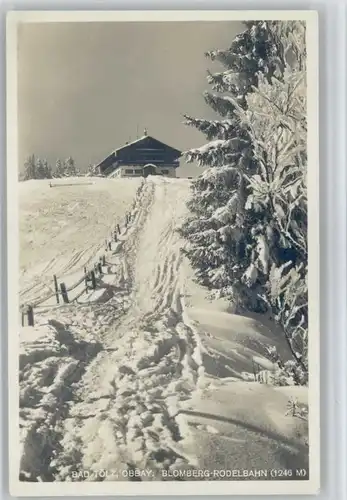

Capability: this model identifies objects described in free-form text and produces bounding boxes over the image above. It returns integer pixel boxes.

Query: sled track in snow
[21,178,205,481]
[68,178,204,479]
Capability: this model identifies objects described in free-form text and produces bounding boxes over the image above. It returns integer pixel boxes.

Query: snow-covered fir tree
[35,158,46,179]
[54,159,65,178]
[23,155,52,180]
[181,21,307,379]
[238,61,308,379]
[181,21,291,307]
[42,159,52,179]
[23,155,36,180]
[64,157,77,177]
[87,164,97,176]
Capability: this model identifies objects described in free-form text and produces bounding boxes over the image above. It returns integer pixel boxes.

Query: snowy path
[21,177,204,480]
[60,178,205,479]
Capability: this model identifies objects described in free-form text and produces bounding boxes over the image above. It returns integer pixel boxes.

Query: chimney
[144,128,148,136]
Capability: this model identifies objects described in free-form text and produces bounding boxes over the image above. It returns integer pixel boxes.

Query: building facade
[95,132,181,178]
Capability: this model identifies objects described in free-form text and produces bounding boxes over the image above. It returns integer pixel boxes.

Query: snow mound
[19,319,103,481]
[176,382,308,477]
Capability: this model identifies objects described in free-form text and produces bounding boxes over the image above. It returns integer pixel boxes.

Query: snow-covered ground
[20,177,141,305]
[19,177,308,482]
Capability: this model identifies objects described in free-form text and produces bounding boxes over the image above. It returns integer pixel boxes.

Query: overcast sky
[18,21,243,177]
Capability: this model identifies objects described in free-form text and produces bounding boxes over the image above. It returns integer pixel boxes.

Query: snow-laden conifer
[54,159,65,178]
[181,21,308,377]
[181,21,290,307]
[23,155,36,180]
[64,157,77,177]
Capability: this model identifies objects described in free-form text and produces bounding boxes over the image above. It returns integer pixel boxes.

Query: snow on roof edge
[114,135,148,152]
[114,135,182,155]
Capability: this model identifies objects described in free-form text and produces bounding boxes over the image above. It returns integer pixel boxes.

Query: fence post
[85,271,90,289]
[84,267,88,288]
[60,282,69,303]
[90,270,97,289]
[252,359,257,382]
[102,255,106,266]
[108,241,112,251]
[117,224,121,234]
[105,239,108,251]
[114,230,118,242]
[21,311,25,327]
[53,274,60,304]
[98,262,103,275]
[27,305,34,326]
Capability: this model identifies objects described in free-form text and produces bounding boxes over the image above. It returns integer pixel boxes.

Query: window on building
[162,169,169,175]
[134,170,143,175]
[125,169,133,175]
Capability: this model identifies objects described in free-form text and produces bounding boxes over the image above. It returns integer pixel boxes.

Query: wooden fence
[49,181,94,188]
[21,209,134,327]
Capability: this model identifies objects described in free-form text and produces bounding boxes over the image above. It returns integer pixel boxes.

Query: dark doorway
[143,164,157,177]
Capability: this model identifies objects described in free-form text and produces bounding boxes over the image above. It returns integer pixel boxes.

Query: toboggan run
[19,176,309,481]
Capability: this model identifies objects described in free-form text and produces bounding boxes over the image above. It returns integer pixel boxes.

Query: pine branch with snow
[181,21,308,376]
[181,21,290,309]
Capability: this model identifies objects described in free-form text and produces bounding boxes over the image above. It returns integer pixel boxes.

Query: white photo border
[6,8,321,498]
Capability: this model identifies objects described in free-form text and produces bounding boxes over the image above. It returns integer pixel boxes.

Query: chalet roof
[94,134,181,170]
[114,135,182,156]
[114,135,148,151]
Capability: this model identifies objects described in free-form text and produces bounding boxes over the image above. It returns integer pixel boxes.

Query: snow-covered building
[94,131,181,178]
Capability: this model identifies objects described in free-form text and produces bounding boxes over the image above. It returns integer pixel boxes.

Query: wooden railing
[20,211,132,327]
